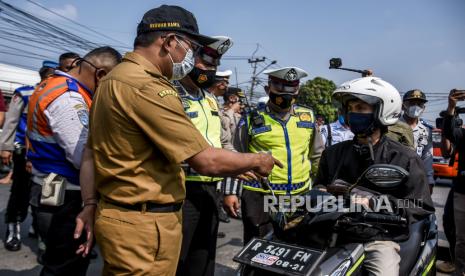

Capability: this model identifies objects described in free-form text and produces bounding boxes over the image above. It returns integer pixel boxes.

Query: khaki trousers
[363,240,401,276]
[94,201,182,276]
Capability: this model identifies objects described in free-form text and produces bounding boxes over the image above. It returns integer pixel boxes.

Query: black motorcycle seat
[398,219,427,275]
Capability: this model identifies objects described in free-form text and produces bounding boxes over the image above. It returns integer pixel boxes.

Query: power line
[25,0,129,47]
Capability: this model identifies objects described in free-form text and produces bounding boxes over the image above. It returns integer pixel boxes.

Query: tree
[297,77,338,122]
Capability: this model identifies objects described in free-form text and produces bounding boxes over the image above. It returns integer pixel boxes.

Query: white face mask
[168,37,195,80]
[406,105,424,118]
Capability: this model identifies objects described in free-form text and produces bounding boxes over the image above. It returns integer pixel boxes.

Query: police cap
[403,89,427,102]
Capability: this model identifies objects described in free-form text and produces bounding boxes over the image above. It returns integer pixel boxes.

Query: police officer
[207,68,236,225]
[222,87,243,145]
[174,35,235,276]
[27,47,121,275]
[320,108,354,147]
[57,52,80,72]
[226,67,324,243]
[0,60,57,251]
[208,69,232,98]
[74,6,278,275]
[400,89,435,192]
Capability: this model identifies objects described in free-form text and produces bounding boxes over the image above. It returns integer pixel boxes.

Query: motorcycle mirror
[363,164,409,188]
[329,58,342,69]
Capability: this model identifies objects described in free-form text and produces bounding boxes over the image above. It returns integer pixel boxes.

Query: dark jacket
[314,135,434,241]
[443,114,465,194]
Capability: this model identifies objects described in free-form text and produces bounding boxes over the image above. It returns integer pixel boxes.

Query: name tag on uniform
[251,125,272,135]
[211,111,219,116]
[297,122,314,128]
[186,111,198,118]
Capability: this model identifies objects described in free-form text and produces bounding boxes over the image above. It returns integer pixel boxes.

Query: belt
[104,200,183,213]
[244,180,308,191]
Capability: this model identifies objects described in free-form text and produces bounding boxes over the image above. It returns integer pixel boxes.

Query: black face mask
[188,67,217,89]
[269,92,295,110]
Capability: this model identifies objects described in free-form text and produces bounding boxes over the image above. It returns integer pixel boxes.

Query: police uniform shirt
[89,52,210,205]
[320,120,354,147]
[0,92,26,150]
[400,116,434,185]
[221,108,241,147]
[234,105,324,177]
[399,117,432,157]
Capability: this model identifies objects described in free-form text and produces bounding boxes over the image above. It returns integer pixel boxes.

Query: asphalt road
[0,179,454,275]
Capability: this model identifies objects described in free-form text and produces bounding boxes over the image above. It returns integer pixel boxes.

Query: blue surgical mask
[348,112,374,135]
[338,115,346,125]
[168,37,195,80]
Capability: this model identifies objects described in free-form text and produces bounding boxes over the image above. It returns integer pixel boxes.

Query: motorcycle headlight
[330,259,352,276]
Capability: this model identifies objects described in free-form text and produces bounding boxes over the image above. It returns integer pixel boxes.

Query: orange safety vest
[26,74,92,184]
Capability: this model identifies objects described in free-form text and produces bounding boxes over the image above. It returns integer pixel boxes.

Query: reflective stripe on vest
[182,92,222,182]
[26,75,92,185]
[244,106,315,195]
[14,85,35,145]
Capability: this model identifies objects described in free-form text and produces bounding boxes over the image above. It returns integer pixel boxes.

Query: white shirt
[320,120,354,147]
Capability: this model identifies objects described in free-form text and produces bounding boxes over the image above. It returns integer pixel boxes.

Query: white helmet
[332,77,402,126]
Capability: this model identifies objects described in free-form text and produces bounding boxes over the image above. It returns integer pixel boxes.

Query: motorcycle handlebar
[361,213,407,225]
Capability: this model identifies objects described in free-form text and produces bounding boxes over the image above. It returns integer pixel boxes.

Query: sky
[1,0,465,123]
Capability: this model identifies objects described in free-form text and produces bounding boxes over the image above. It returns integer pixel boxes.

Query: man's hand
[253,153,283,177]
[25,161,32,174]
[352,196,371,208]
[237,171,259,181]
[74,205,96,257]
[224,195,240,217]
[1,151,12,166]
[448,89,465,115]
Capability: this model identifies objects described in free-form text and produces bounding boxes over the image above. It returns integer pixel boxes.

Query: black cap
[223,87,244,102]
[403,89,427,102]
[137,5,216,46]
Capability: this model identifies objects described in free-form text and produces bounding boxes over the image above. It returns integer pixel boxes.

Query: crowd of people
[0,4,463,276]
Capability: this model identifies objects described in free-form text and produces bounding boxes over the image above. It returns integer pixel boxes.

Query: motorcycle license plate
[233,238,324,276]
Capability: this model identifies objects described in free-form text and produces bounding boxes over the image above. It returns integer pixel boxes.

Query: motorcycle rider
[314,77,434,276]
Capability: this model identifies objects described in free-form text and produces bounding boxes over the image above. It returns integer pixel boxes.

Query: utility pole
[248,57,266,101]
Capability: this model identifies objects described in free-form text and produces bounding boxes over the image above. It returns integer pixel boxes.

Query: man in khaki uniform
[73,5,278,276]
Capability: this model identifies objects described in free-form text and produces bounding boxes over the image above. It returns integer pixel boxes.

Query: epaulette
[420,118,433,129]
[293,104,314,112]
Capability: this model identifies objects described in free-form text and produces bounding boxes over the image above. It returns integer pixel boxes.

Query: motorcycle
[233,164,437,276]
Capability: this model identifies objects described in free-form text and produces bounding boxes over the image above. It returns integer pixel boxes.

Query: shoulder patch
[77,110,89,128]
[298,112,312,122]
[158,90,178,98]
